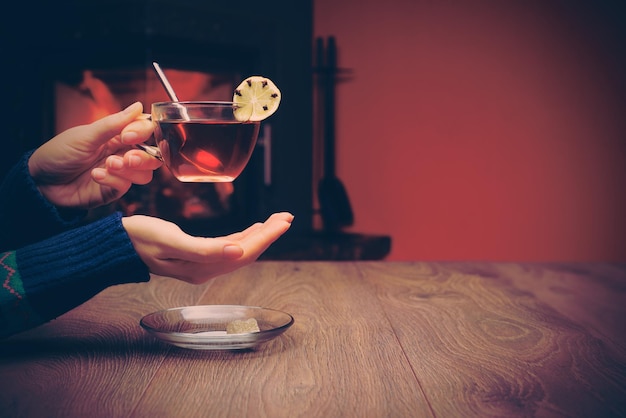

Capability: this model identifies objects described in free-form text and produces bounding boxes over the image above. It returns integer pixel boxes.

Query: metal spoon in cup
[152,61,180,101]
[135,61,188,160]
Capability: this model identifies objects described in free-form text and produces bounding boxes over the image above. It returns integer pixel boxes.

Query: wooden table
[1,262,625,417]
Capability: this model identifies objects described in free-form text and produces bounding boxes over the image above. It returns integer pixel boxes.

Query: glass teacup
[144,101,261,182]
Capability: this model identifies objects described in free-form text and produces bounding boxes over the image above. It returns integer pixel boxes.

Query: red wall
[314,0,626,261]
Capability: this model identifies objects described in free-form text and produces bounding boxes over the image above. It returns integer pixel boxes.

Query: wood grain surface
[0,262,624,418]
[359,262,626,418]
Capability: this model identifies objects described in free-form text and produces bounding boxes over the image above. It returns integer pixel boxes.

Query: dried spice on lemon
[233,76,281,122]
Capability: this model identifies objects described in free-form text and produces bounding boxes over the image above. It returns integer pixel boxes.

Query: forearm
[0,212,150,338]
[0,151,86,251]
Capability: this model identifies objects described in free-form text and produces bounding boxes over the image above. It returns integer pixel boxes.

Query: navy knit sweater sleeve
[0,152,150,338]
[0,150,86,251]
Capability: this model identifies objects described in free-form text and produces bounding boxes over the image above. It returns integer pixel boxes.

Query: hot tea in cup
[151,101,260,182]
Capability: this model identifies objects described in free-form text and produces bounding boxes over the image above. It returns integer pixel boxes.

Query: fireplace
[2,0,314,237]
[3,0,393,259]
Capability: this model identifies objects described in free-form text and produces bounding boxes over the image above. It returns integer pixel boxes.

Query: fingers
[222,221,264,241]
[85,102,146,149]
[224,212,294,241]
[165,212,293,283]
[120,150,163,171]
[172,239,245,263]
[91,149,162,186]
[266,212,296,223]
[90,168,133,193]
[120,116,154,145]
[123,215,244,263]
[162,212,292,264]
[238,212,294,258]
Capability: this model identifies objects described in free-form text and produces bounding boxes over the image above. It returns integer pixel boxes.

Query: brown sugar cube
[226,318,260,334]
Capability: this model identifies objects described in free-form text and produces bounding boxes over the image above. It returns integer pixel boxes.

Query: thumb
[82,102,144,148]
[167,237,244,263]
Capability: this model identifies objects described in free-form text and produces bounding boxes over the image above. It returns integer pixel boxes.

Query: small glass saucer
[140,305,294,350]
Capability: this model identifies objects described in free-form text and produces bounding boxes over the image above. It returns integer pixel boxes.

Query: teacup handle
[134,114,163,161]
[135,143,163,161]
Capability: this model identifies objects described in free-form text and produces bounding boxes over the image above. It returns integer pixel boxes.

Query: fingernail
[109,158,123,169]
[223,245,244,258]
[128,155,142,167]
[121,131,139,144]
[123,102,142,115]
[92,168,106,180]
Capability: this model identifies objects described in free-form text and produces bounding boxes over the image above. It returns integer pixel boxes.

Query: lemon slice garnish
[233,76,281,121]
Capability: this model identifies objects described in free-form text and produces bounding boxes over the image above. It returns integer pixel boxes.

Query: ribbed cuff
[16,212,150,321]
